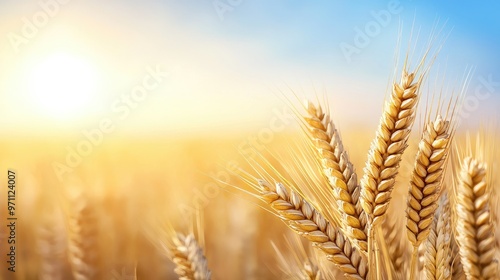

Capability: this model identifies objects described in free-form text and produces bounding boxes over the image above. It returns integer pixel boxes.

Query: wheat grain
[171,233,211,280]
[258,179,368,279]
[455,157,497,279]
[304,101,367,254]
[425,193,452,280]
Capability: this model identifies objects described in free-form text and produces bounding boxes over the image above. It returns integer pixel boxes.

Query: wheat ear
[406,115,452,278]
[360,69,421,226]
[407,115,451,246]
[37,213,65,280]
[304,101,367,254]
[455,157,497,279]
[425,193,452,280]
[171,233,211,280]
[360,70,421,279]
[67,195,99,280]
[258,180,367,279]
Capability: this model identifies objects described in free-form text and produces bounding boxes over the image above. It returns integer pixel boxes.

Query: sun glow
[28,53,100,120]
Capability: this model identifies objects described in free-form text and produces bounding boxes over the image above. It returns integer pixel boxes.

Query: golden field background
[0,121,498,279]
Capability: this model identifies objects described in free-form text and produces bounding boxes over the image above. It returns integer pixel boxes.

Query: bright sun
[29,53,100,120]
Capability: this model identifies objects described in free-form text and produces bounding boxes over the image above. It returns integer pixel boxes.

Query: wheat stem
[410,249,419,280]
[375,225,392,280]
[367,225,376,280]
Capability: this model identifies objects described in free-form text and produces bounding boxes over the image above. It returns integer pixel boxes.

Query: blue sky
[0,1,498,135]
[184,0,500,76]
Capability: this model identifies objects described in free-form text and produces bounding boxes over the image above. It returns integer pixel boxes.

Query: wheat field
[1,0,498,279]
[0,55,499,280]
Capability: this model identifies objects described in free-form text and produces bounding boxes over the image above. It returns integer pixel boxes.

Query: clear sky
[0,0,498,136]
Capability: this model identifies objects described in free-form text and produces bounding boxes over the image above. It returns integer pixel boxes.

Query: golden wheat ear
[303,101,367,254]
[454,157,497,279]
[37,210,66,280]
[258,180,368,280]
[406,115,451,247]
[171,233,211,280]
[66,193,100,280]
[360,69,422,228]
[424,192,452,280]
[358,68,423,279]
[405,114,453,277]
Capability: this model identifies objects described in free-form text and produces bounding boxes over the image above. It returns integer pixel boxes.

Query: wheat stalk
[171,233,211,280]
[258,179,367,279]
[359,69,422,279]
[304,101,367,254]
[455,157,497,279]
[425,193,452,280]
